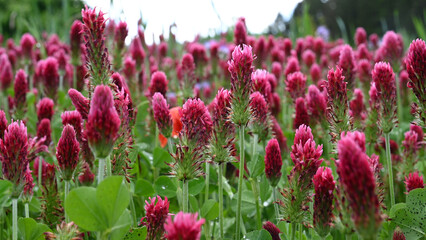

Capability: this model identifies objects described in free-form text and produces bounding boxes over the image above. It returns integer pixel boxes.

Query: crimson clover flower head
[293,97,309,129]
[357,59,371,83]
[302,49,316,68]
[313,166,335,237]
[405,39,426,111]
[284,57,300,78]
[404,172,424,193]
[355,27,367,46]
[375,31,404,65]
[341,131,366,153]
[290,124,323,171]
[86,85,121,159]
[41,57,59,99]
[152,92,173,138]
[356,43,372,61]
[189,43,208,66]
[37,119,52,147]
[130,38,145,68]
[56,125,80,181]
[14,69,28,110]
[114,21,128,50]
[61,111,83,141]
[20,33,36,59]
[372,61,397,133]
[68,88,90,119]
[337,133,382,237]
[271,61,282,81]
[310,63,321,83]
[251,69,272,101]
[264,138,282,187]
[149,71,168,98]
[140,196,169,239]
[164,212,205,240]
[0,110,8,139]
[234,17,247,46]
[307,84,327,123]
[410,124,424,143]
[70,20,83,61]
[37,98,54,122]
[338,44,356,89]
[22,166,35,202]
[181,98,212,146]
[249,91,270,139]
[0,54,13,90]
[262,221,281,240]
[393,229,406,240]
[402,129,421,157]
[285,71,307,101]
[78,162,95,186]
[0,121,29,196]
[271,116,287,152]
[349,88,367,121]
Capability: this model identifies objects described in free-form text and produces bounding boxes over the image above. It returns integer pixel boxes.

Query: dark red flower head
[140,196,170,239]
[251,69,272,101]
[356,43,372,61]
[264,138,282,187]
[0,53,13,90]
[372,61,396,133]
[149,71,168,98]
[375,31,403,65]
[22,166,34,201]
[14,69,28,109]
[20,33,36,59]
[307,85,327,123]
[78,162,95,186]
[285,71,306,101]
[262,221,281,240]
[313,167,335,237]
[228,44,254,92]
[41,57,59,99]
[355,27,367,46]
[337,132,382,237]
[393,229,406,240]
[404,172,424,193]
[302,49,316,68]
[284,57,300,78]
[181,98,212,146]
[349,88,367,121]
[114,21,128,50]
[293,97,309,129]
[0,110,7,139]
[86,85,121,158]
[56,125,80,181]
[70,20,83,61]
[164,212,205,240]
[271,61,282,81]
[234,17,247,46]
[130,38,145,68]
[405,39,426,110]
[68,88,90,119]
[338,44,356,89]
[310,63,321,84]
[37,118,51,147]
[357,59,371,83]
[152,92,173,138]
[37,98,54,122]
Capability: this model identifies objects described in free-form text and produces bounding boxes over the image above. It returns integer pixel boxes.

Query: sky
[85,0,303,44]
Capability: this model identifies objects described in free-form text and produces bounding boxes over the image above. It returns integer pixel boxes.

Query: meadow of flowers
[0,5,425,240]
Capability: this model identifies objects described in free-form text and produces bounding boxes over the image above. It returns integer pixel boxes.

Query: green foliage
[245,229,272,240]
[201,199,219,221]
[18,218,51,240]
[65,176,132,239]
[0,180,13,208]
[123,226,148,240]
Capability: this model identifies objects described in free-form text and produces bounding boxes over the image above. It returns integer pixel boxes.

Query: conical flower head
[234,17,247,46]
[349,88,367,122]
[293,97,309,129]
[264,138,282,187]
[141,196,169,240]
[375,31,404,66]
[284,57,300,78]
[250,91,270,140]
[263,221,281,240]
[405,39,426,114]
[307,85,327,124]
[149,71,168,98]
[251,69,272,102]
[181,98,212,146]
[338,45,356,89]
[313,167,335,237]
[37,119,52,146]
[61,111,83,141]
[20,33,36,59]
[37,98,54,122]
[404,172,424,193]
[164,212,205,240]
[56,125,80,181]
[0,54,13,90]
[228,44,254,127]
[355,27,367,46]
[86,85,121,159]
[68,88,90,119]
[0,121,28,197]
[337,132,382,237]
[41,57,59,99]
[70,20,83,64]
[14,69,28,111]
[152,92,173,138]
[372,61,397,134]
[285,71,306,101]
[22,166,35,202]
[0,110,7,139]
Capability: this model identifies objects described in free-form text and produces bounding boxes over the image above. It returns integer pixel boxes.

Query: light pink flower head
[164,212,205,240]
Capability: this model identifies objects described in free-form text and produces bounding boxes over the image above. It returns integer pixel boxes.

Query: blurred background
[0,0,425,45]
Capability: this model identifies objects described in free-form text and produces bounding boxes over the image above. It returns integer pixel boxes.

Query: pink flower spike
[285,71,306,101]
[293,97,309,129]
[37,98,54,122]
[234,17,247,46]
[37,119,51,147]
[164,212,205,240]
[355,27,367,46]
[404,172,424,193]
[0,110,8,139]
[152,92,173,138]
[56,125,80,181]
[262,221,281,240]
[68,88,90,119]
[140,196,169,239]
[14,69,28,110]
[313,167,335,237]
[264,138,282,187]
[149,71,168,98]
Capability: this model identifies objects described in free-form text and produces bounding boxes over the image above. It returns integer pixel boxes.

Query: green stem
[25,203,29,218]
[291,222,296,240]
[38,158,43,190]
[235,126,245,240]
[395,74,403,124]
[273,187,280,222]
[205,163,210,201]
[299,224,303,240]
[12,198,17,240]
[384,133,395,207]
[98,158,105,185]
[129,193,137,226]
[183,180,189,212]
[64,180,70,222]
[218,163,224,239]
[59,74,64,91]
[105,155,111,177]
[250,178,262,229]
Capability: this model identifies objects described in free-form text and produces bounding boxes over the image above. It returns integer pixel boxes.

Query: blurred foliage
[286,0,426,43]
[0,0,84,42]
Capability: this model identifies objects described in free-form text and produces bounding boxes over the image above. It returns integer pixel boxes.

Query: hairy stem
[250,178,262,229]
[235,126,245,240]
[273,187,280,222]
[385,133,395,207]
[64,180,70,221]
[12,198,17,240]
[98,157,105,185]
[183,180,188,212]
[218,163,224,239]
